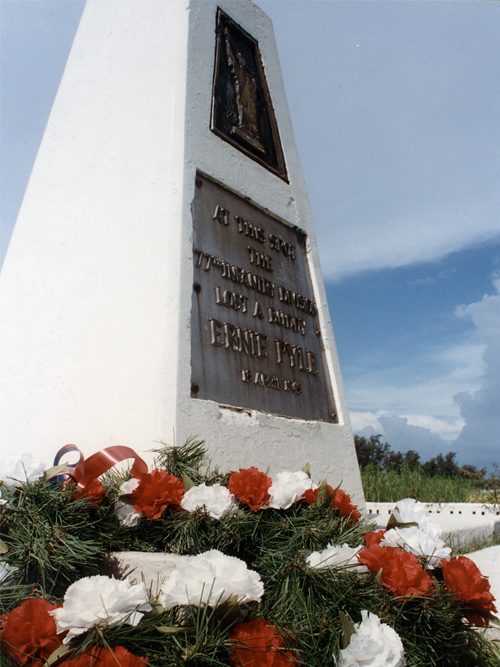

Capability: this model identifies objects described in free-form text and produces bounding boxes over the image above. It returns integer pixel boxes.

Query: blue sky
[2,1,500,469]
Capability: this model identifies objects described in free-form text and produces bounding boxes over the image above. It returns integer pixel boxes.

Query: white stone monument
[0,0,363,505]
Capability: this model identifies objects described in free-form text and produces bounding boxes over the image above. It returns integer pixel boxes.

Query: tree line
[354,434,487,480]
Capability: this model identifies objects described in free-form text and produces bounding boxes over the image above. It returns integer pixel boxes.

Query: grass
[361,464,481,503]
[466,489,500,505]
[361,464,500,556]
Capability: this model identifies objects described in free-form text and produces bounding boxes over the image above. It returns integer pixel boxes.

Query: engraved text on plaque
[191,174,337,423]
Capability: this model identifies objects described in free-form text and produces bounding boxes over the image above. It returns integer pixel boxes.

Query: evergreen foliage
[1,440,498,666]
[0,479,109,597]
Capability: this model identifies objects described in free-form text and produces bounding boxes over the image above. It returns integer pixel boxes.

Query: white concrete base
[112,551,190,597]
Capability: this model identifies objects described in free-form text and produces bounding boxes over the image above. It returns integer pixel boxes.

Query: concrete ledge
[111,551,190,595]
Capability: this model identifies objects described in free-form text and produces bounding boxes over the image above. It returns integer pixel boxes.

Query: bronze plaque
[211,9,287,181]
[191,174,337,423]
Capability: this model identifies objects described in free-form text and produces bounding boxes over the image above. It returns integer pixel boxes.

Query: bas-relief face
[191,174,337,424]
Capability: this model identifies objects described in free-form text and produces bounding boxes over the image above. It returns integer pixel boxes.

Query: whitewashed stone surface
[0,0,363,507]
[112,552,192,596]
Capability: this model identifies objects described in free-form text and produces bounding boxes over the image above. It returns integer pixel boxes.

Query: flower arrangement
[0,440,498,667]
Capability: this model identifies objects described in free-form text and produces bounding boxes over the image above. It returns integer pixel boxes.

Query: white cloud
[406,277,434,286]
[349,277,500,469]
[351,412,464,442]
[399,415,464,440]
[349,410,388,434]
[345,340,484,426]
[317,194,500,281]
[452,276,500,468]
[376,415,448,462]
[351,411,463,460]
[405,269,456,287]
[352,416,448,464]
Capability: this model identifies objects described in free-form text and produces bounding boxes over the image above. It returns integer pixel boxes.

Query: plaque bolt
[193,283,201,294]
[315,329,321,337]
[196,178,203,188]
[191,383,200,394]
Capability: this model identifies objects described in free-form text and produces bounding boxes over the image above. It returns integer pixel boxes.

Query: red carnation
[1,598,64,666]
[228,467,272,511]
[302,485,360,522]
[332,488,361,523]
[301,484,334,505]
[442,556,497,627]
[72,479,107,505]
[229,619,295,667]
[364,530,386,546]
[358,543,434,597]
[130,469,184,520]
[59,645,148,666]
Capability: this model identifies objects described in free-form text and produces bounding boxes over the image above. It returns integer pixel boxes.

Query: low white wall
[366,502,500,518]
[365,502,500,546]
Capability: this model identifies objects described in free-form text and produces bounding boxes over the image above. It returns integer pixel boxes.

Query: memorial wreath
[0,440,499,667]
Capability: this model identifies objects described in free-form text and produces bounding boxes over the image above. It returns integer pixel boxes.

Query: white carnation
[268,470,316,509]
[391,498,440,537]
[120,478,141,494]
[336,610,406,667]
[180,483,237,520]
[0,454,46,486]
[115,478,144,527]
[381,526,451,569]
[159,549,264,608]
[50,575,152,642]
[307,544,368,573]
